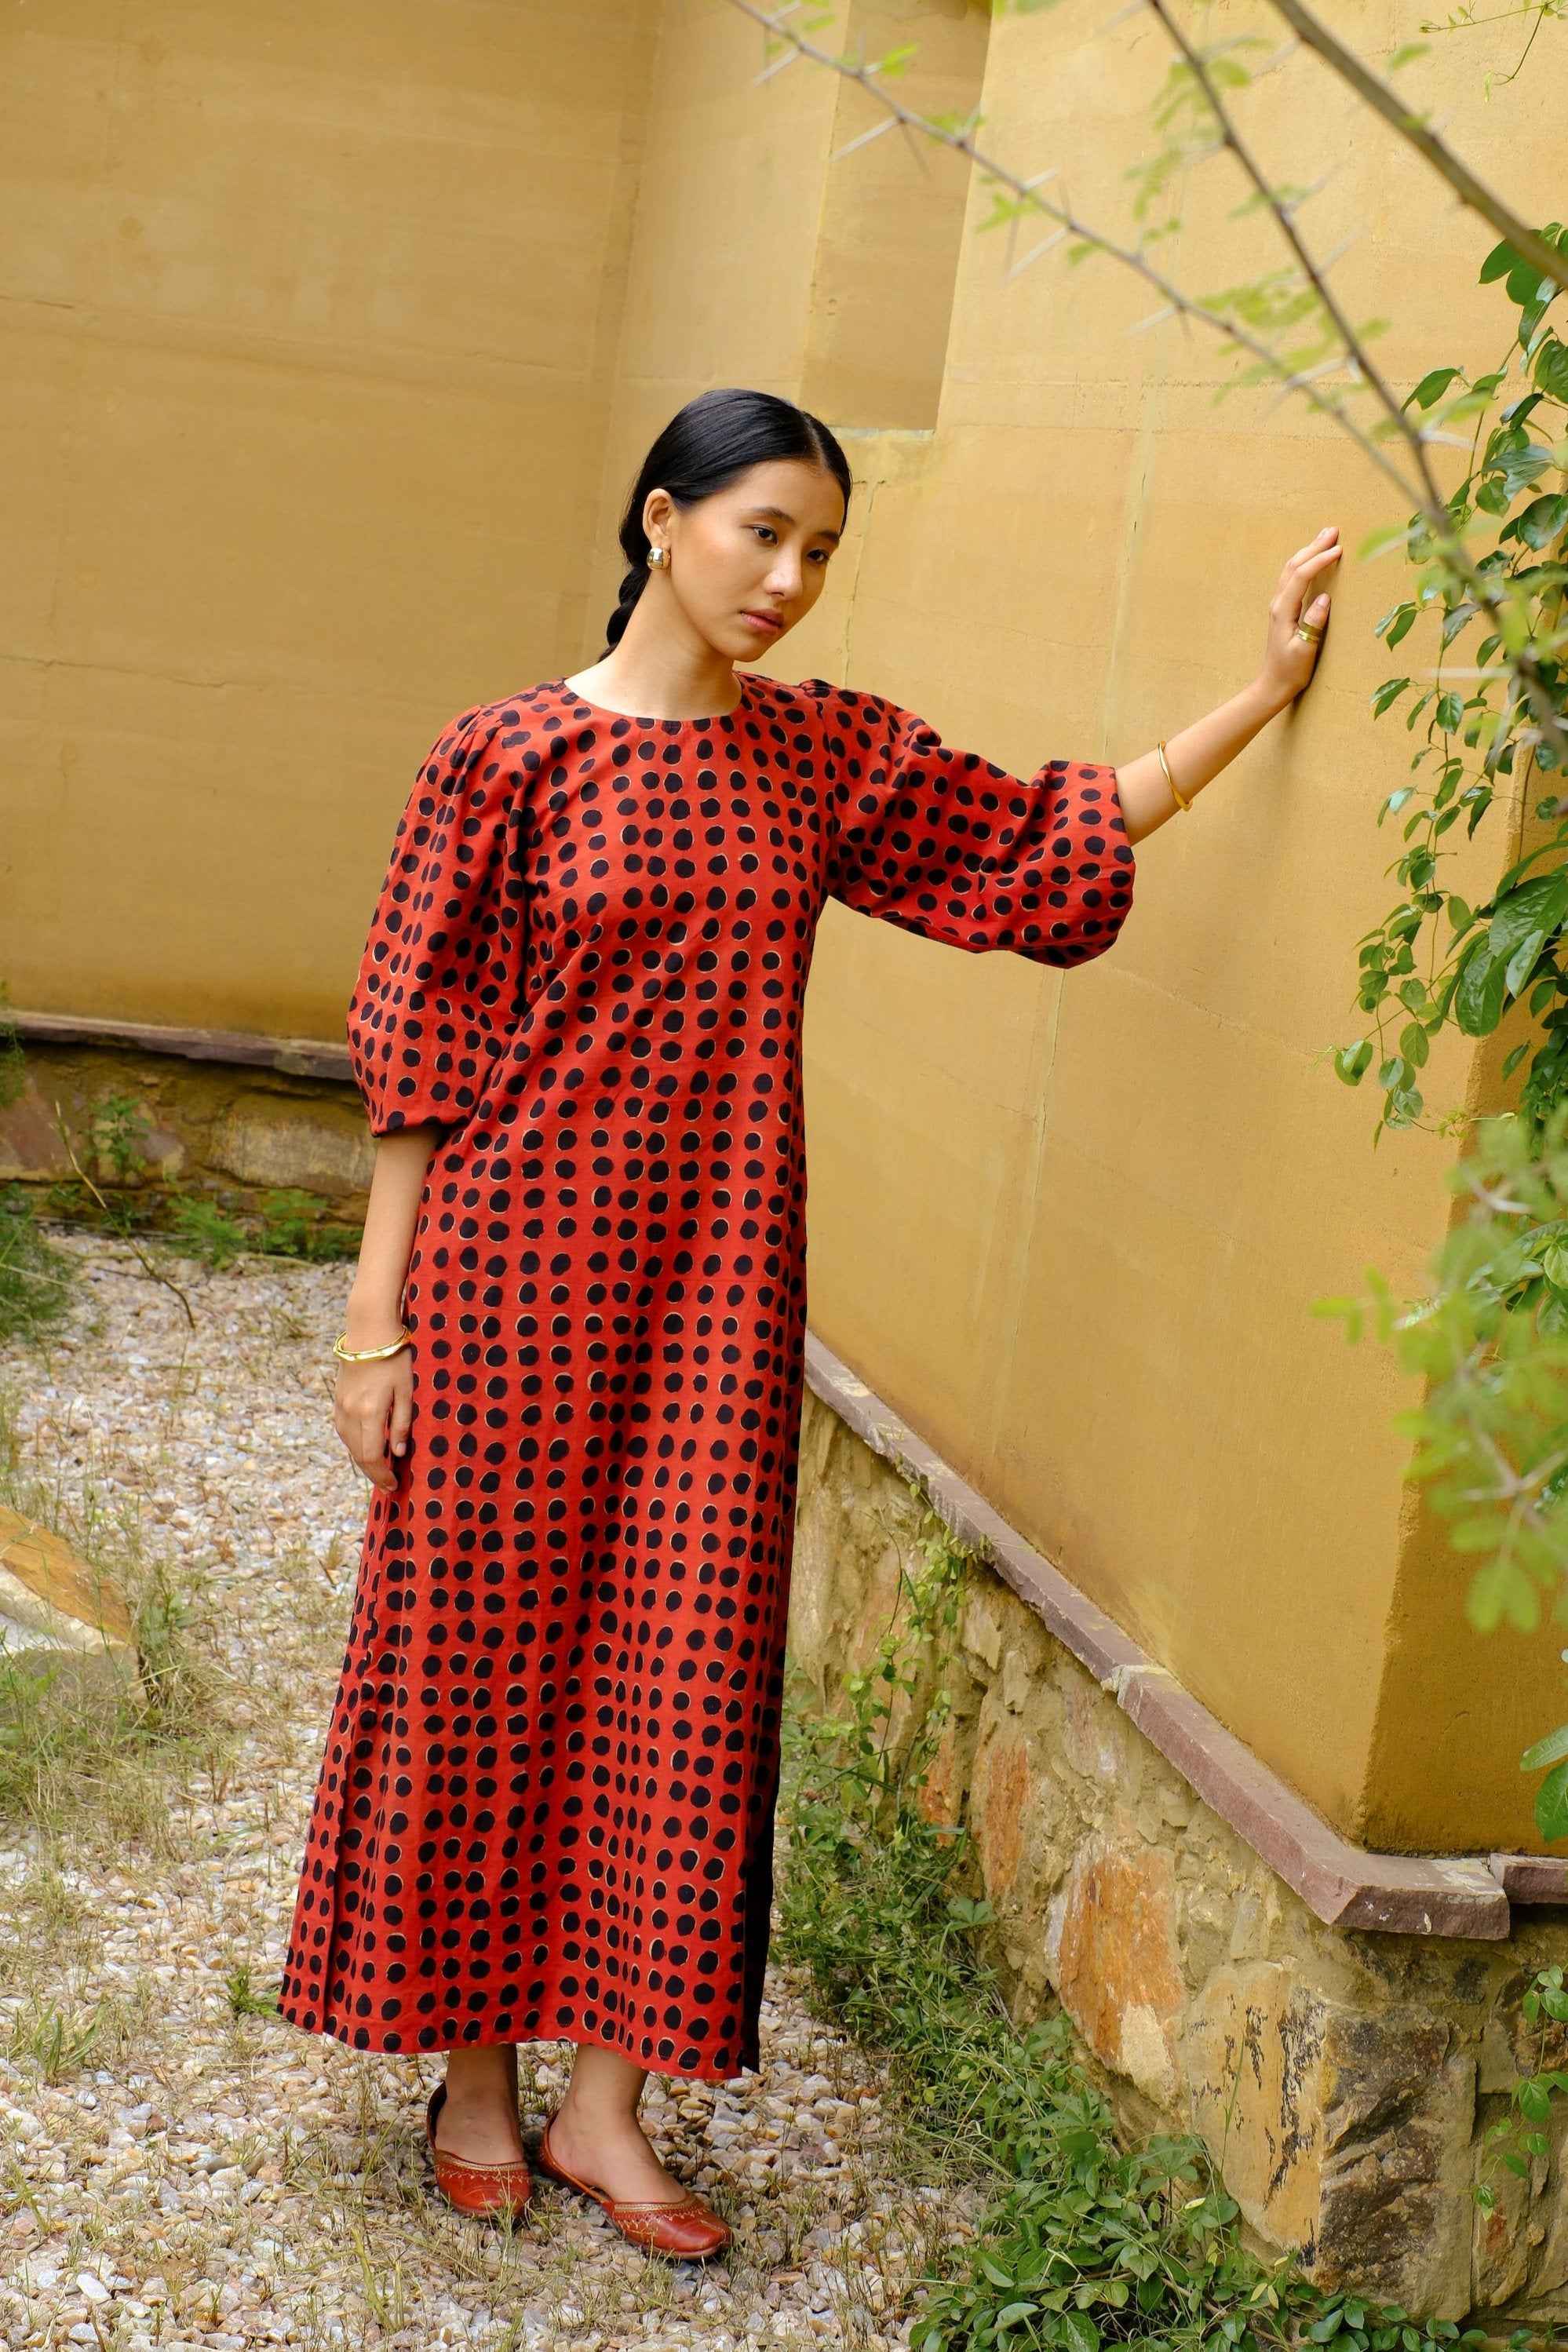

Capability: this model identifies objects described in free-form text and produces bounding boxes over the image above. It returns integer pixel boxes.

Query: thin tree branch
[1264,0,1568,296]
[731,0,1568,769]
[1142,0,1445,515]
[727,0,1426,510]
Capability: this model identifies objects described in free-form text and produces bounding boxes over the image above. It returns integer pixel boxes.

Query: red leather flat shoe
[425,2083,532,2218]
[536,2114,731,2259]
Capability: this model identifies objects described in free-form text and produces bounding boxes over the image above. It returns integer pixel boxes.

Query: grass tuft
[775,1525,1512,2352]
[0,1185,75,1343]
[0,1384,228,1847]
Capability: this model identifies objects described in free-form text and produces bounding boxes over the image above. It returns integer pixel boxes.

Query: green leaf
[1454,940,1506,1037]
[1536,339,1568,401]
[1522,1722,1568,1773]
[1334,1041,1373,1085]
[1063,2314,1101,2352]
[1406,366,1460,412]
[997,2306,1041,2330]
[1399,1023,1430,1070]
[1436,692,1463,733]
[1511,492,1568,552]
[1490,442,1552,501]
[1537,1759,1568,1843]
[1481,239,1523,285]
[1373,677,1412,717]
[1490,873,1568,974]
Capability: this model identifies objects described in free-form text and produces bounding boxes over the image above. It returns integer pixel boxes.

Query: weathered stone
[0,1503,139,1694]
[0,1074,73,1180]
[971,1719,1033,1896]
[1318,2020,1475,2317]
[1185,1964,1326,2253]
[210,1094,374,1199]
[789,1378,1568,2321]
[1055,1843,1186,2106]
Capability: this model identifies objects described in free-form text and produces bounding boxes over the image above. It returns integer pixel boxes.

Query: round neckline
[551,672,754,727]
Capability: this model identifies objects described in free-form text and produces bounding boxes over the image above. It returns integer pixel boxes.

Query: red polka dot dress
[279,673,1134,2078]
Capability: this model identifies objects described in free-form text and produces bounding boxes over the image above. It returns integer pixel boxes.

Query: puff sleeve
[817,685,1134,968]
[347,709,531,1135]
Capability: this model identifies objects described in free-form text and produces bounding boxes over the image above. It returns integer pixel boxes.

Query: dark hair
[603,388,852,652]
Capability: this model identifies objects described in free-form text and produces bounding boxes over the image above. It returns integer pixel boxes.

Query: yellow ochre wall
[592,0,1566,1854]
[5,0,1563,1849]
[1,0,657,1034]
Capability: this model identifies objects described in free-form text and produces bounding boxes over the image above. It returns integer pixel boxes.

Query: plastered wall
[591,0,1566,1852]
[5,0,1563,1851]
[1,0,657,1034]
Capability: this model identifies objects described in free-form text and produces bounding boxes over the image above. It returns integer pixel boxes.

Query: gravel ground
[0,1234,962,2352]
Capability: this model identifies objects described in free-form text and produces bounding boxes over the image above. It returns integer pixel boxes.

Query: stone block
[210,1094,375,1199]
[972,1717,1033,1896]
[0,1074,73,1181]
[1186,1963,1326,2252]
[1055,1841,1186,2106]
[1317,2016,1475,2317]
[0,1503,140,1696]
[787,1375,1568,2322]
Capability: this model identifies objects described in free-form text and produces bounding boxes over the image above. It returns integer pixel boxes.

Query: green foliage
[0,1386,223,1840]
[0,1185,74,1343]
[167,1187,359,1267]
[1477,1964,1568,2209]
[168,1194,250,1268]
[779,1529,1499,2351]
[224,1963,282,2020]
[89,1090,151,1183]
[1337,235,1568,1137]
[1318,1109,1568,1834]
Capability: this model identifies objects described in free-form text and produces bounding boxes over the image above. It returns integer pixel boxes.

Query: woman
[279,388,1339,2256]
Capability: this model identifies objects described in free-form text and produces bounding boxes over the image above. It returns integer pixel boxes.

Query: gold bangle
[333,1328,412,1363]
[1158,738,1193,814]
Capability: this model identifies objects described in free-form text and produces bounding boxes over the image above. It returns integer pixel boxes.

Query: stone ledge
[802,1332,1518,1942]
[12,1008,353,1085]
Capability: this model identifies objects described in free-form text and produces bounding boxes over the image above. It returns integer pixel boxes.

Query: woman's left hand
[1259,525,1341,711]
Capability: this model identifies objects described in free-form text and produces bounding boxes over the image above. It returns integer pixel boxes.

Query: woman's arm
[1114,527,1340,845]
[334,1123,442,1493]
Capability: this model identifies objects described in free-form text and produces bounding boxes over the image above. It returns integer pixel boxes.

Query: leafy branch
[733,0,1568,786]
[1262,0,1568,296]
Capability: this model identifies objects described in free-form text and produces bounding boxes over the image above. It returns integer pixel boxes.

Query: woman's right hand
[334,1355,414,1492]
[330,1122,442,1493]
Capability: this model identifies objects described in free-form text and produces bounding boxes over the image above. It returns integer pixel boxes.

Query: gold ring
[1295,619,1325,644]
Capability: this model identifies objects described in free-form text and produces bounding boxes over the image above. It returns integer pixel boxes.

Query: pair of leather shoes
[536,2113,731,2259]
[425,2083,532,2217]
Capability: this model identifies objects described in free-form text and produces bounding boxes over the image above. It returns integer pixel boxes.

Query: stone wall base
[1,1039,371,1233]
[787,1385,1568,2324]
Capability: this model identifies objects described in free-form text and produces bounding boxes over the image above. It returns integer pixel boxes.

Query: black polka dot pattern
[279,673,1134,2078]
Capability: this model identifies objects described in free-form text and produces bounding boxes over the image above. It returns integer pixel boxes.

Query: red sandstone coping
[11,1009,353,1085]
[801,1331,1561,1942]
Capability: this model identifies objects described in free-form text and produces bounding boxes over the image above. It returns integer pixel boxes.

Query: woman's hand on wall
[1112,524,1340,843]
[1257,525,1341,713]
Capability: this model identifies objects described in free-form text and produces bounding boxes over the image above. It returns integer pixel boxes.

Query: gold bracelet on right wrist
[1157,739,1193,813]
[333,1327,412,1363]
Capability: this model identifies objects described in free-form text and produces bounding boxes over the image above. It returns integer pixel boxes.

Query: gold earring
[647,545,666,571]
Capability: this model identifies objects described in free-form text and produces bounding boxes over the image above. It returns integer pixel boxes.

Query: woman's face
[644,458,846,664]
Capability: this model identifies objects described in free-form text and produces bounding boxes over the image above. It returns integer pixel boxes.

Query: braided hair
[603,388,852,653]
